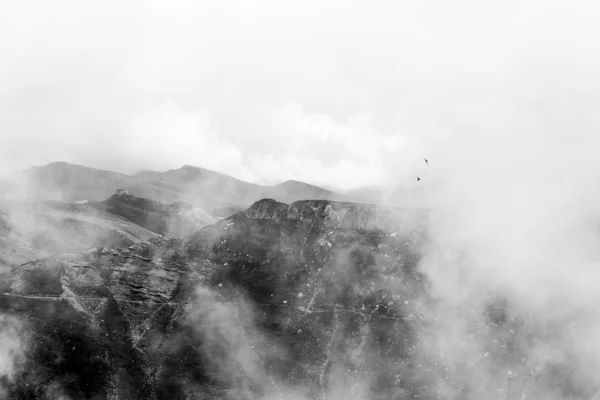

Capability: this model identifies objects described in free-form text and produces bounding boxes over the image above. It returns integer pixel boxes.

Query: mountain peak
[278,179,320,188]
[180,164,203,170]
[25,161,130,178]
[175,164,221,174]
[114,189,132,196]
[240,198,428,235]
[46,161,72,167]
[156,164,241,183]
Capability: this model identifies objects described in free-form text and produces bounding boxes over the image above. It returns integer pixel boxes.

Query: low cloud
[0,314,29,395]
[411,101,600,398]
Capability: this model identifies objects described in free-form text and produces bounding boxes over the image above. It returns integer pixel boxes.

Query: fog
[3,0,600,191]
[411,107,600,398]
[3,0,600,398]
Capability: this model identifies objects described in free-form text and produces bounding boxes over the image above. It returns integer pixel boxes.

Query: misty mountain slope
[11,162,182,204]
[0,217,46,269]
[0,199,159,267]
[211,205,247,218]
[0,199,430,399]
[135,165,356,208]
[261,180,353,204]
[87,189,219,237]
[9,162,360,214]
[135,164,260,194]
[180,199,432,399]
[134,165,263,210]
[0,198,594,399]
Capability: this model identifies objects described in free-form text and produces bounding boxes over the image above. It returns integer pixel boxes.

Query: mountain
[6,162,358,213]
[263,180,343,204]
[0,190,219,269]
[87,189,219,237]
[0,198,159,268]
[133,165,265,211]
[134,165,356,208]
[211,206,246,218]
[0,194,588,399]
[0,198,430,399]
[9,162,181,204]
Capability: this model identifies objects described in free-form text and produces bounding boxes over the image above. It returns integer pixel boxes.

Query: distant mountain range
[0,162,367,213]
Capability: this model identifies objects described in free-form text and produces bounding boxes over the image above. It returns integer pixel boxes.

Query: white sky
[2,0,600,190]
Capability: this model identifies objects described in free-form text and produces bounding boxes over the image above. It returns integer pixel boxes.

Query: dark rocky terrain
[0,195,432,399]
[0,191,593,399]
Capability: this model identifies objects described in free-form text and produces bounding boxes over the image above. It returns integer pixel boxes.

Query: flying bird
[424,158,428,165]
[417,177,421,181]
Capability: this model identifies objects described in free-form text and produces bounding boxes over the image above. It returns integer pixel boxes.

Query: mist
[3,0,600,191]
[410,101,600,398]
[3,0,600,399]
[0,314,28,397]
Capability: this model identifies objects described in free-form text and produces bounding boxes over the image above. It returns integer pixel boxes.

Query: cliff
[0,198,429,399]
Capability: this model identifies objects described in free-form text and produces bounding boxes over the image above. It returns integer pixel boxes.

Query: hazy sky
[1,0,600,190]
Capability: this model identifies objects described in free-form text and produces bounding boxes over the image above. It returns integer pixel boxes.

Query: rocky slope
[87,189,219,237]
[0,190,218,270]
[0,199,159,269]
[0,198,430,399]
[0,196,586,399]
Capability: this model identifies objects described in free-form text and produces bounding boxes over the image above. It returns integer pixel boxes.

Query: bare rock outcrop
[241,198,428,236]
[0,198,430,399]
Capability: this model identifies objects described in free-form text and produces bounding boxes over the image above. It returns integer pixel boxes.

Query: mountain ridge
[0,188,582,399]
[0,192,430,399]
[5,162,366,212]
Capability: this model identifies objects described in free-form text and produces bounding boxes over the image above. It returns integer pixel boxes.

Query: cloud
[245,102,407,189]
[2,0,599,190]
[125,99,253,180]
[0,314,28,394]
[409,92,600,397]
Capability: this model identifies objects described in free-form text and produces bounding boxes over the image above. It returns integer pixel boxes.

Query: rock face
[1,197,593,399]
[0,198,430,399]
[240,198,428,234]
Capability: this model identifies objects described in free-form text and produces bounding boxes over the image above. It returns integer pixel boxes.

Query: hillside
[6,162,358,213]
[133,165,264,210]
[135,165,355,207]
[10,162,181,204]
[0,190,219,269]
[88,189,219,237]
[0,197,588,399]
[0,199,159,268]
[0,198,430,399]
[260,179,345,204]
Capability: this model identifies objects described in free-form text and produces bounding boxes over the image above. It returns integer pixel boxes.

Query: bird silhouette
[424,158,428,165]
[417,177,421,181]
